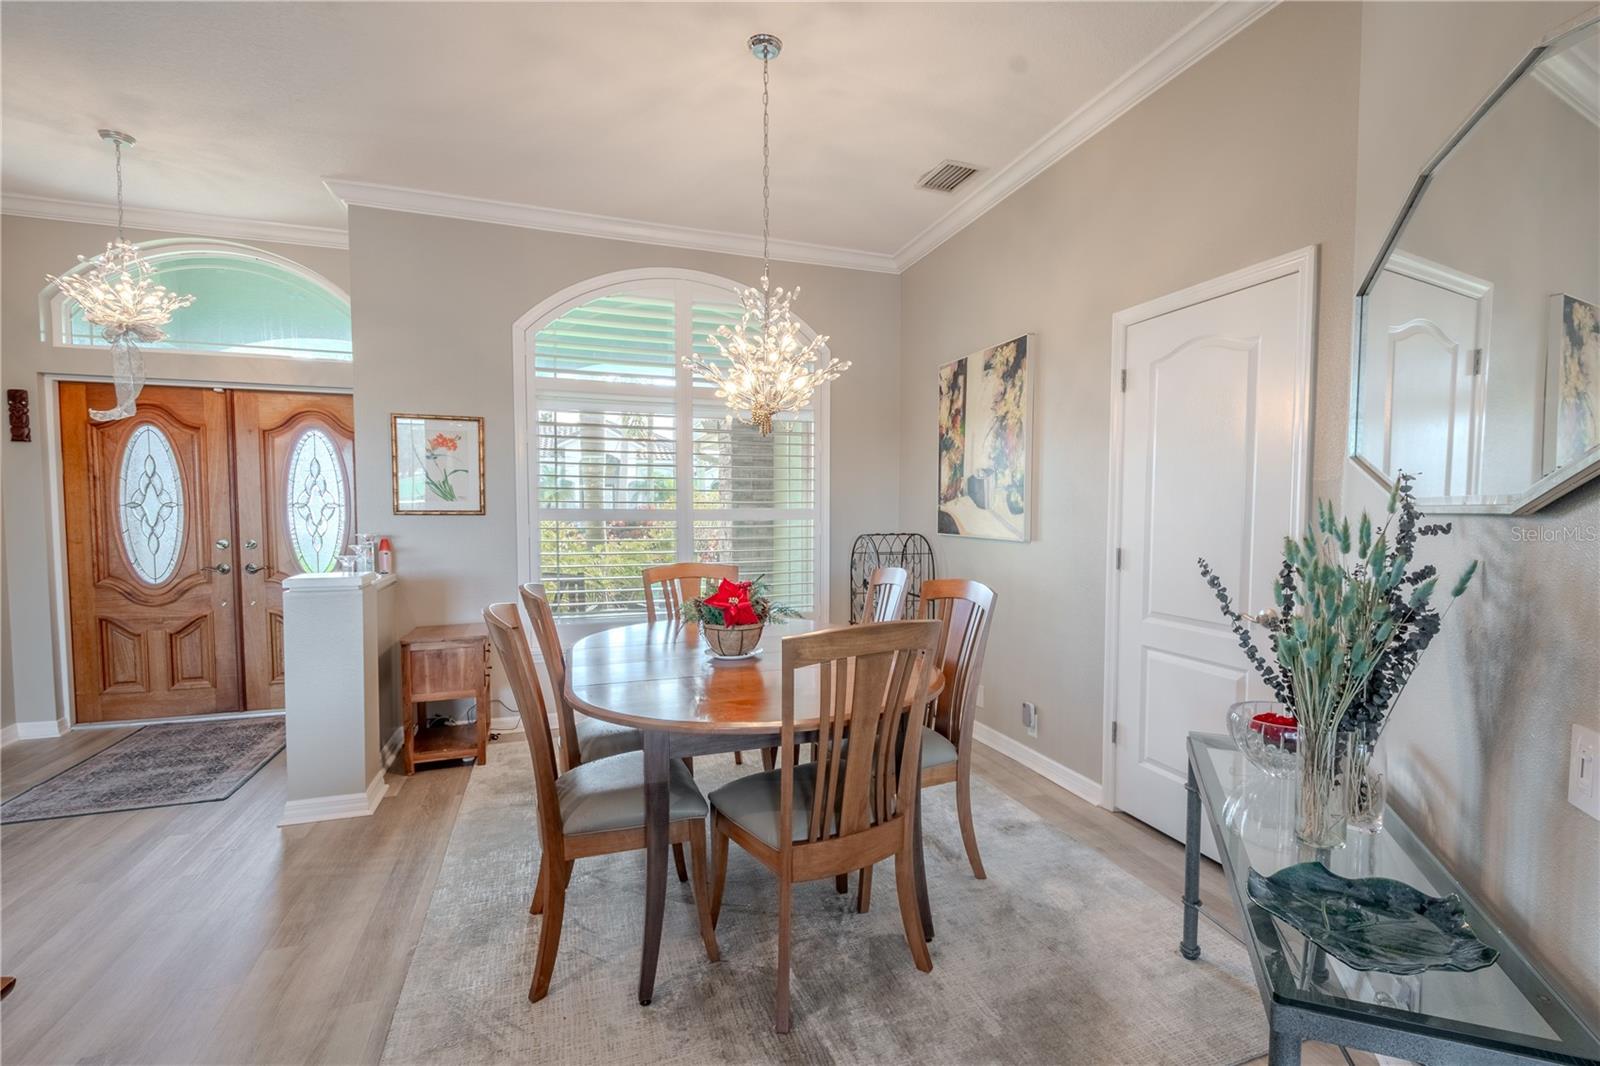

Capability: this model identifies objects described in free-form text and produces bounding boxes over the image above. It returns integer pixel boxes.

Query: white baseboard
[379,726,403,769]
[973,721,1105,808]
[9,716,69,742]
[279,768,388,826]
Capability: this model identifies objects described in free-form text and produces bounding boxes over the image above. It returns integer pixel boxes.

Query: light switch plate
[1569,723,1600,821]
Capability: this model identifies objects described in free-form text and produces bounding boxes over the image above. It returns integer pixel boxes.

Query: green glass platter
[1247,862,1500,976]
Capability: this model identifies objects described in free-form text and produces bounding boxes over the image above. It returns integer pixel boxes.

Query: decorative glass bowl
[1228,700,1299,776]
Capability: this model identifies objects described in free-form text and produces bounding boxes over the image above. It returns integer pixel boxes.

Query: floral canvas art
[937,335,1032,541]
[1550,293,1600,469]
[392,414,485,514]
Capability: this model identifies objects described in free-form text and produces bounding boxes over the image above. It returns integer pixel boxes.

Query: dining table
[564,616,945,1005]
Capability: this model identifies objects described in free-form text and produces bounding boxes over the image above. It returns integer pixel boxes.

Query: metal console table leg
[1267,1025,1302,1065]
[1180,760,1203,961]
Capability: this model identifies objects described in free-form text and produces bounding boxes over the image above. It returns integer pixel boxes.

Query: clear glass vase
[1295,725,1347,848]
[1344,732,1387,833]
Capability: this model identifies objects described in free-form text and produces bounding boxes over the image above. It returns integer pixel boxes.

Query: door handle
[203,562,232,575]
[244,563,265,575]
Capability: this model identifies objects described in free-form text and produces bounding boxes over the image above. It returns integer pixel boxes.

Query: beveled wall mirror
[1352,14,1600,514]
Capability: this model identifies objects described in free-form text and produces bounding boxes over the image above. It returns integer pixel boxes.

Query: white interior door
[1357,257,1489,499]
[1109,254,1314,847]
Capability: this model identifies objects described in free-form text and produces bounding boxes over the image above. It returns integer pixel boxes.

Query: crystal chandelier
[682,34,849,435]
[47,131,195,422]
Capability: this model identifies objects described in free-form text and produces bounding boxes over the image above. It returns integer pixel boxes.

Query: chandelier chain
[114,137,125,242]
[761,57,771,286]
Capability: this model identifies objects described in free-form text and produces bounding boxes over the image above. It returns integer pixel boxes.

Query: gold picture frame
[390,413,486,515]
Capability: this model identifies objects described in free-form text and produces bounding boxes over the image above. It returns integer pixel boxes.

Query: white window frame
[512,267,831,636]
[41,238,352,362]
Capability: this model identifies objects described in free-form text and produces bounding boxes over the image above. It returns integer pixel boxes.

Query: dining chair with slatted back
[484,602,720,1004]
[917,578,998,880]
[863,566,909,622]
[641,562,739,623]
[521,582,689,882]
[707,619,941,1032]
[520,582,644,773]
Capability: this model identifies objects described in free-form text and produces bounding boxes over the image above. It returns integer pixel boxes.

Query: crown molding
[892,0,1278,271]
[324,178,901,274]
[6,2,1273,274]
[1532,45,1600,126]
[0,193,349,249]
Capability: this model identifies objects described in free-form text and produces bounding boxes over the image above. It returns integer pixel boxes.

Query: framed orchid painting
[391,413,485,515]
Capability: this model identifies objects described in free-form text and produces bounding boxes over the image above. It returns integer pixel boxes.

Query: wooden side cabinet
[399,624,490,774]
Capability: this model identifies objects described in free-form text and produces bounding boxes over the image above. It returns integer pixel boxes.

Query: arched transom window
[520,270,825,620]
[49,240,351,360]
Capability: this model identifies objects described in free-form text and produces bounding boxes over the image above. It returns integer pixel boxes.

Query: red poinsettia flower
[703,578,760,626]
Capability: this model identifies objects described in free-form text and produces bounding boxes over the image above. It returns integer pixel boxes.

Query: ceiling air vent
[917,160,981,193]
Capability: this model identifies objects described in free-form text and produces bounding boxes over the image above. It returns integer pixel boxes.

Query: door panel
[1360,268,1485,498]
[61,383,242,721]
[233,391,356,710]
[1114,271,1308,848]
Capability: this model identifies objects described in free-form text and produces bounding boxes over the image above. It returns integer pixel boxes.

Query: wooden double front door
[61,383,356,722]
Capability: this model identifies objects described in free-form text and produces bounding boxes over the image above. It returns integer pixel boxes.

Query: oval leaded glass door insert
[285,428,348,574]
[118,423,186,584]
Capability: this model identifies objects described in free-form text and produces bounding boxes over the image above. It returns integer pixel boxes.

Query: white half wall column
[280,571,399,825]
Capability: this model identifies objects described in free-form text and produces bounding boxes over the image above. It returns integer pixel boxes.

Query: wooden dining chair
[640,564,754,766]
[916,578,998,880]
[707,619,941,1032]
[520,582,690,882]
[862,566,909,622]
[484,602,720,1003]
[641,562,739,622]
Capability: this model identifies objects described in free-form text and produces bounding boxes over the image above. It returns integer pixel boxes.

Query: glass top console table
[1182,732,1600,1066]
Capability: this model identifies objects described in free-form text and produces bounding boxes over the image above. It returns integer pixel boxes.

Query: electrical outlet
[1569,724,1600,821]
[977,685,985,709]
[1022,701,1038,738]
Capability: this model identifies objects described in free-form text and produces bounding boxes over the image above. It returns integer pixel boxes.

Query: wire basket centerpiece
[684,576,801,659]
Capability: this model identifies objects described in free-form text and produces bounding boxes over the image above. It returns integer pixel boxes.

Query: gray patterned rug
[0,718,285,824]
[381,740,1268,1064]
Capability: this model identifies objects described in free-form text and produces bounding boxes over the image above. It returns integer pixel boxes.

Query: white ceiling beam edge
[891,0,1278,271]
[0,192,349,250]
[322,178,901,275]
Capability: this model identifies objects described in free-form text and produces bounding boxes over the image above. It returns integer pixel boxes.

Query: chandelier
[682,34,849,435]
[47,131,195,422]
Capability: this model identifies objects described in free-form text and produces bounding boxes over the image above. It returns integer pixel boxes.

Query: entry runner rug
[1,717,284,824]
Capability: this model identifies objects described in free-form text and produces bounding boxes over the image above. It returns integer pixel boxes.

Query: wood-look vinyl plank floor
[2,732,1371,1065]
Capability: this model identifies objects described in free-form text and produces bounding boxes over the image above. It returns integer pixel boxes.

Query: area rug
[0,717,284,824]
[380,742,1268,1065]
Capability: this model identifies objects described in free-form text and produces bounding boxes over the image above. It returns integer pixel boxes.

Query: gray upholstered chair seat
[575,714,644,763]
[707,763,821,849]
[557,751,706,836]
[920,727,958,769]
[841,726,958,770]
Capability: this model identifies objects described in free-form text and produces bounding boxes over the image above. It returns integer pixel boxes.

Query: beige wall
[896,1,1362,782]
[345,207,901,715]
[0,214,350,731]
[1346,0,1599,1012]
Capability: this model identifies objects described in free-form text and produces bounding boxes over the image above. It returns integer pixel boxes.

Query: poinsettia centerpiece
[684,576,801,657]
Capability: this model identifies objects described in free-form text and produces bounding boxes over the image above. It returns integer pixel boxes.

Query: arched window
[47,240,351,360]
[517,269,826,621]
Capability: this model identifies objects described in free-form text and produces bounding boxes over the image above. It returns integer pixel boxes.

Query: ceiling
[1,2,1259,266]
